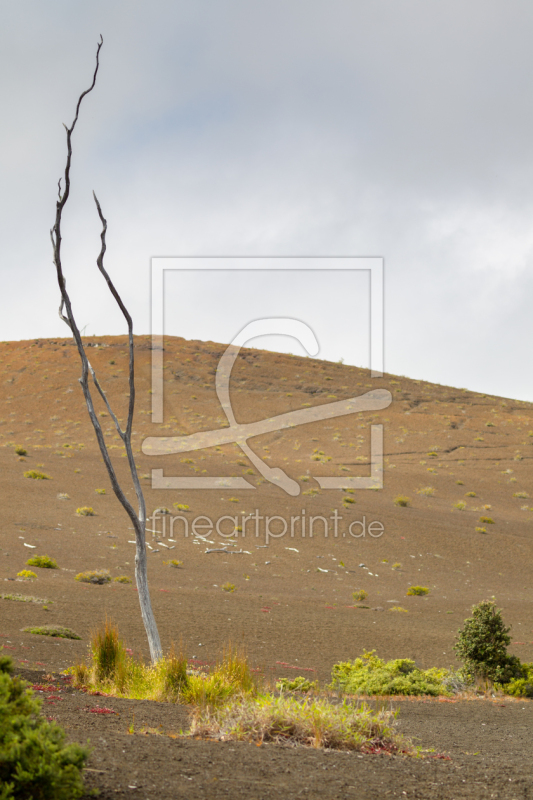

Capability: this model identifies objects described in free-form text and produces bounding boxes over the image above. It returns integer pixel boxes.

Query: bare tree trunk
[49,37,162,662]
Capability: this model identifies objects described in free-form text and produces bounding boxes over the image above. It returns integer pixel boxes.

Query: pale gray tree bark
[50,37,162,662]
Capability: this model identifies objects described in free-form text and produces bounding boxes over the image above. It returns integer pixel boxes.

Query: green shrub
[26,555,58,570]
[222,582,236,593]
[406,586,429,596]
[113,575,132,584]
[76,506,95,516]
[394,495,410,507]
[16,570,37,581]
[163,559,183,568]
[0,656,89,798]
[75,569,111,584]
[24,470,51,480]
[453,501,467,511]
[416,486,435,496]
[454,599,523,684]
[352,589,367,602]
[172,503,190,511]
[276,676,318,693]
[479,516,494,524]
[330,651,448,696]
[498,663,533,698]
[15,445,27,456]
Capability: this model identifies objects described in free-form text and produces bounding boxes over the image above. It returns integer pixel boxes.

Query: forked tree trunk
[49,37,162,662]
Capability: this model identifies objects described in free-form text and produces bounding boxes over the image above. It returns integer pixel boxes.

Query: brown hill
[1,334,532,679]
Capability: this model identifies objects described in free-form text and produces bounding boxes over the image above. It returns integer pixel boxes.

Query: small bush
[389,607,408,613]
[76,506,95,516]
[513,491,529,499]
[95,488,106,495]
[352,589,367,602]
[465,491,477,497]
[153,507,171,515]
[276,676,318,693]
[416,486,435,496]
[0,656,89,798]
[453,501,467,511]
[164,559,183,568]
[172,503,190,511]
[17,570,37,581]
[23,625,81,640]
[454,600,523,685]
[391,562,402,570]
[456,480,464,485]
[475,527,488,534]
[26,555,58,570]
[15,445,27,456]
[406,586,429,596]
[75,569,111,585]
[394,495,410,507]
[24,470,51,480]
[113,576,132,584]
[222,582,236,593]
[479,516,494,524]
[57,492,70,500]
[331,651,448,697]
[499,663,533,698]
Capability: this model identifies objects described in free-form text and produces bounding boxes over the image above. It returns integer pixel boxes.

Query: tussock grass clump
[17,570,37,581]
[91,619,126,682]
[190,694,411,753]
[24,470,51,480]
[75,569,111,584]
[23,625,81,639]
[76,506,95,516]
[407,586,429,596]
[331,651,448,697]
[0,656,89,798]
[394,495,410,507]
[26,555,58,570]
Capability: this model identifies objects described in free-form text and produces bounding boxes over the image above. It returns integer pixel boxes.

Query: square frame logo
[142,257,391,495]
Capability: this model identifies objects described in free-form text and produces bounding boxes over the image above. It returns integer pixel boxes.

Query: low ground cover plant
[0,593,51,604]
[276,676,318,693]
[0,655,89,798]
[407,586,429,596]
[75,569,111,584]
[23,625,81,639]
[330,651,449,697]
[394,495,410,507]
[24,470,51,480]
[26,555,58,569]
[76,506,95,516]
[190,694,411,753]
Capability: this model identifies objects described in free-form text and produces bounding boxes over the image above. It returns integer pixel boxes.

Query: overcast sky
[1,1,533,400]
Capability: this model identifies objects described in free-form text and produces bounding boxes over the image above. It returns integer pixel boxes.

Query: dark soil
[2,335,533,798]
[17,667,533,799]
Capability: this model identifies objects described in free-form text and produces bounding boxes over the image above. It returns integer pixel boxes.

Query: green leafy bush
[0,656,89,798]
[331,651,448,696]
[394,495,410,507]
[15,446,27,456]
[498,663,533,698]
[76,506,95,516]
[276,676,318,693]
[24,470,51,480]
[113,576,132,584]
[16,570,37,581]
[407,586,429,596]
[352,589,367,602]
[454,599,522,684]
[26,555,58,570]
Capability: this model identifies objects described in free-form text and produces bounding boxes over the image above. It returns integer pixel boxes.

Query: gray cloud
[1,0,532,399]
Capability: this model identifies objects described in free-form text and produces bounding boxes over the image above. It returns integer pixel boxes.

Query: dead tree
[50,37,162,662]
